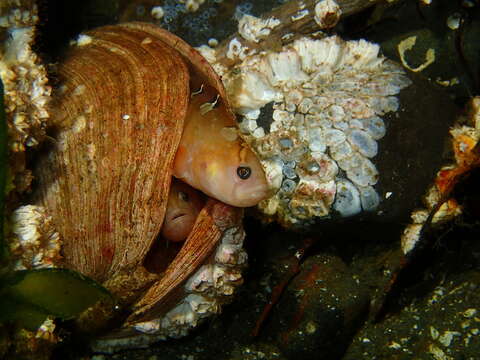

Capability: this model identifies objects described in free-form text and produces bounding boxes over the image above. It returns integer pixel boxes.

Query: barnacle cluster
[0,0,51,195]
[9,205,62,270]
[198,17,412,226]
[93,225,247,352]
[0,0,50,152]
[134,226,246,337]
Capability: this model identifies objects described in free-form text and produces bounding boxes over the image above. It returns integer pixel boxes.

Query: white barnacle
[226,37,248,60]
[314,0,342,28]
[446,13,462,30]
[347,129,378,158]
[208,38,219,47]
[359,186,380,211]
[333,179,362,217]
[185,0,205,13]
[151,6,164,20]
[238,14,280,43]
[76,34,92,46]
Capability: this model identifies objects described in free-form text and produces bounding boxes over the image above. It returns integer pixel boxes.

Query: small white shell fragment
[220,226,245,246]
[273,109,291,122]
[311,152,338,181]
[238,14,280,43]
[76,34,93,46]
[428,344,448,360]
[150,6,164,20]
[298,98,314,113]
[35,318,57,342]
[463,308,477,318]
[291,9,309,22]
[185,265,214,293]
[333,179,362,217]
[134,319,161,334]
[260,51,309,85]
[401,223,422,254]
[208,38,219,47]
[215,244,247,265]
[314,0,342,28]
[185,0,205,13]
[446,13,462,30]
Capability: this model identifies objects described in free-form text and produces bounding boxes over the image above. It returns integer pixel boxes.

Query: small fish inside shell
[161,178,205,243]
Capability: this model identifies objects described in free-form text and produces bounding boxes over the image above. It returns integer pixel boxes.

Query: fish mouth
[230,185,269,207]
[171,212,187,221]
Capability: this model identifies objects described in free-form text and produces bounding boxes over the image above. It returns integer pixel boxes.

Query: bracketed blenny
[174,78,268,207]
[161,178,205,243]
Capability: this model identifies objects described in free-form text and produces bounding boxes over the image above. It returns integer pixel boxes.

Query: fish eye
[236,166,251,180]
[178,191,189,202]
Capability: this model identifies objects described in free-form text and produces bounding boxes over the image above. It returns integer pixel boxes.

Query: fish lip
[170,212,187,221]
